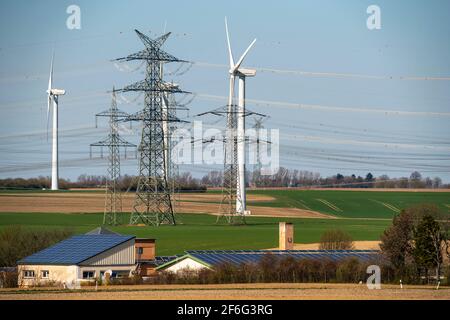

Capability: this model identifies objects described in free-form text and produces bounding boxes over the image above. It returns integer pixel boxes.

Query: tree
[432,177,442,189]
[409,171,425,189]
[364,173,374,188]
[380,210,414,276]
[410,171,422,181]
[413,214,445,282]
[319,230,354,250]
[0,227,73,267]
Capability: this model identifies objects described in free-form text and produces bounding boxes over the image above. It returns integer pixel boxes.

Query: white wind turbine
[46,53,66,190]
[225,17,257,215]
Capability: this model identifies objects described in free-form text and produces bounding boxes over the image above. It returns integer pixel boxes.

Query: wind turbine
[46,53,66,190]
[225,17,257,215]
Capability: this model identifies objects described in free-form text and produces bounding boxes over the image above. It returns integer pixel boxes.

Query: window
[111,270,129,278]
[23,270,35,278]
[41,270,49,278]
[137,247,144,255]
[82,271,95,279]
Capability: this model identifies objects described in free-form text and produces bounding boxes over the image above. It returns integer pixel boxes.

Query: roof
[85,227,120,235]
[156,250,380,270]
[153,255,180,266]
[18,234,135,266]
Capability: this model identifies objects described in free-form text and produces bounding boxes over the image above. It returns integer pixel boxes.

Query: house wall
[78,265,135,279]
[17,264,136,288]
[80,239,135,266]
[18,265,78,288]
[164,257,209,273]
[135,239,156,261]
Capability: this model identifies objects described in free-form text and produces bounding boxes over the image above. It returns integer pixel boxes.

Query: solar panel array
[152,256,180,266]
[184,250,380,267]
[18,235,134,265]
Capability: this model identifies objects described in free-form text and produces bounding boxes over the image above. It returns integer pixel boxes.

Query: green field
[0,188,448,255]
[248,189,450,219]
[0,212,390,256]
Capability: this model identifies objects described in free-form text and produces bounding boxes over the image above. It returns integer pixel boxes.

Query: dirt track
[0,192,333,219]
[0,283,448,300]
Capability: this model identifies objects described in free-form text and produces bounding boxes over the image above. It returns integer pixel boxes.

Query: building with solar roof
[17,229,157,287]
[155,223,380,273]
[155,250,381,273]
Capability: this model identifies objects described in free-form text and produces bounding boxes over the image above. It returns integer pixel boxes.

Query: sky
[0,0,449,182]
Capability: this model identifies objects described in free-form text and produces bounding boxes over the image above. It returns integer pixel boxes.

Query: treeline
[0,169,447,191]
[0,226,74,267]
[247,168,448,189]
[0,227,74,288]
[0,173,206,192]
[0,175,105,190]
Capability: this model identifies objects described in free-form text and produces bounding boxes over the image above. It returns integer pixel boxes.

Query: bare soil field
[0,192,333,219]
[176,202,334,219]
[0,283,448,300]
[268,241,381,250]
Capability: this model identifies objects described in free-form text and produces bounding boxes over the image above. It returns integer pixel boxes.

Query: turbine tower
[46,53,65,191]
[225,17,257,216]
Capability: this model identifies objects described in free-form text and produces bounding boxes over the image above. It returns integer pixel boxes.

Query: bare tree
[319,230,354,250]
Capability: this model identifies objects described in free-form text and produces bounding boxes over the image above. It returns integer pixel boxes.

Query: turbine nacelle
[237,68,257,77]
[47,89,66,96]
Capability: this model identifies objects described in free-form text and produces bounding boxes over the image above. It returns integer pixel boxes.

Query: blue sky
[0,0,449,182]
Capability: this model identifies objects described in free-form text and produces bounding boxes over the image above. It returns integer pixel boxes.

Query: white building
[17,232,136,288]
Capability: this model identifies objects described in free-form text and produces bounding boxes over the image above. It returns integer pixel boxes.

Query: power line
[197,94,450,117]
[193,62,450,81]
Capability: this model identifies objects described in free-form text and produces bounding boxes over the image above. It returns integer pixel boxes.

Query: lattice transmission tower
[161,81,189,215]
[197,105,266,224]
[220,103,239,224]
[90,88,136,225]
[114,30,188,226]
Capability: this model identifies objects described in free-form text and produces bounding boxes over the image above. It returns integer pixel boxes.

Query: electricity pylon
[115,30,188,226]
[197,105,266,224]
[90,88,136,225]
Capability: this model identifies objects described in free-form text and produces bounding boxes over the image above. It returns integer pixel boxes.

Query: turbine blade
[48,51,54,92]
[233,38,257,72]
[225,17,235,68]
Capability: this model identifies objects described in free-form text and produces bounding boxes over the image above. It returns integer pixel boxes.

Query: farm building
[156,250,381,273]
[17,228,156,288]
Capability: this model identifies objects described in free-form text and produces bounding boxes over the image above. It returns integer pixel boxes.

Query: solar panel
[18,234,134,265]
[183,250,379,268]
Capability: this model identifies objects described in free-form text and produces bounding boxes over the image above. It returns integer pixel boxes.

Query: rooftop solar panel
[182,250,379,268]
[18,234,134,265]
